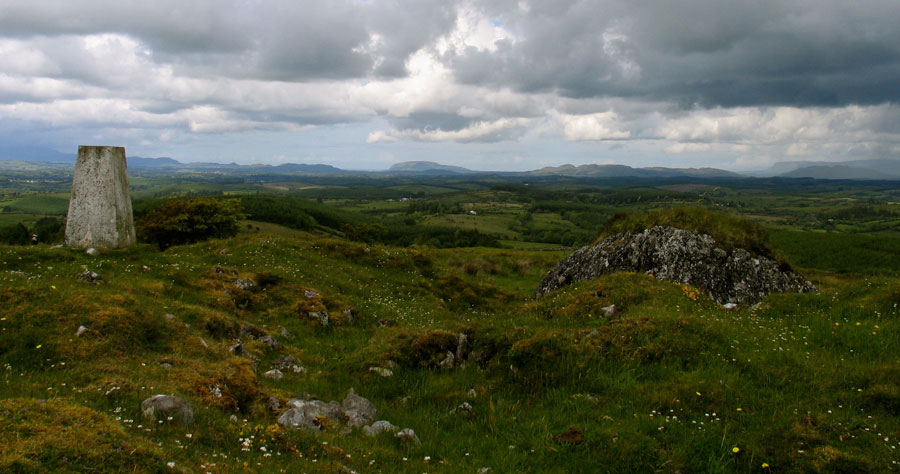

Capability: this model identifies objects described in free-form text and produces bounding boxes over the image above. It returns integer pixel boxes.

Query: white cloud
[557,111,631,141]
[368,117,531,143]
[665,143,713,154]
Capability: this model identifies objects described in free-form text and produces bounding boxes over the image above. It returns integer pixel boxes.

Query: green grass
[2,219,899,472]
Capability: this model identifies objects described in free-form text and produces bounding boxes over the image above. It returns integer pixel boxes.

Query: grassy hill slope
[1,225,899,472]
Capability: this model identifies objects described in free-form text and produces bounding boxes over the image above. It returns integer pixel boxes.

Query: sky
[1,0,898,171]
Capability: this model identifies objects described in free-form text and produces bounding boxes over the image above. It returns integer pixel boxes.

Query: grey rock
[264,369,284,380]
[234,278,256,291]
[141,394,193,425]
[342,388,376,428]
[164,313,176,320]
[438,351,455,370]
[308,311,329,327]
[76,325,87,337]
[723,302,738,310]
[278,400,342,432]
[279,326,294,339]
[304,289,320,299]
[257,334,280,349]
[85,247,100,256]
[456,333,470,361]
[601,304,617,317]
[228,341,244,355]
[369,366,393,377]
[362,420,399,436]
[266,396,282,415]
[453,402,474,420]
[77,270,101,283]
[272,356,298,370]
[65,146,135,249]
[395,428,421,446]
[478,468,492,474]
[536,226,816,305]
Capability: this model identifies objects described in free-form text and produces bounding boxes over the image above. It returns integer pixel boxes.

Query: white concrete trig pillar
[64,146,136,248]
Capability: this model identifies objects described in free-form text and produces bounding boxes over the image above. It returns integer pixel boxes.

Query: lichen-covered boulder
[277,400,342,432]
[65,146,135,249]
[536,226,815,305]
[342,388,376,428]
[141,395,194,425]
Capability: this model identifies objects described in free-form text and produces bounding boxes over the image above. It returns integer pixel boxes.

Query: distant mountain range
[1,145,897,179]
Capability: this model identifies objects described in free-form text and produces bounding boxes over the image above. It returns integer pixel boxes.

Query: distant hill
[0,145,73,163]
[127,156,182,168]
[272,163,347,174]
[388,161,475,174]
[759,158,900,177]
[779,165,900,180]
[529,163,740,178]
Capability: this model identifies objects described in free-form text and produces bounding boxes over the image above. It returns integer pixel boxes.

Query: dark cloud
[447,0,900,107]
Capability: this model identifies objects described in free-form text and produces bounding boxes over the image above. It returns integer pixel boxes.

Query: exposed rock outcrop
[536,226,815,305]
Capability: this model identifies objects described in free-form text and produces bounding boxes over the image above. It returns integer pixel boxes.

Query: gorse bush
[137,197,245,249]
[599,207,775,259]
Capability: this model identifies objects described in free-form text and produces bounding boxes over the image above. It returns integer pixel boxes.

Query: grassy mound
[599,207,775,259]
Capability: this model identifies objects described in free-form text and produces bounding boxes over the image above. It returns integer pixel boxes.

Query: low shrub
[137,197,245,249]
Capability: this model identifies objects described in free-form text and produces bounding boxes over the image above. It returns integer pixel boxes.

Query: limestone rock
[452,402,474,420]
[536,226,816,305]
[264,369,283,380]
[141,394,193,425]
[65,146,135,249]
[362,420,399,436]
[277,400,342,432]
[395,428,421,446]
[342,388,376,428]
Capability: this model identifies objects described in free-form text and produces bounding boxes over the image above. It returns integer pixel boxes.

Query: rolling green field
[1,173,899,472]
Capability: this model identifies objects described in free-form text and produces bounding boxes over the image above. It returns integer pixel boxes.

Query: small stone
[467,388,477,398]
[369,367,393,377]
[140,265,150,271]
[266,396,282,415]
[453,402,474,420]
[159,362,173,369]
[478,468,492,474]
[308,311,329,327]
[341,309,354,325]
[76,325,87,337]
[456,332,470,361]
[362,420,399,437]
[723,302,738,310]
[141,395,193,425]
[234,278,256,291]
[292,365,307,374]
[395,428,421,446]
[228,341,243,355]
[85,247,100,256]
[264,369,284,380]
[77,270,102,283]
[217,248,228,255]
[601,304,617,317]
[342,388,377,428]
[304,289,320,299]
[258,334,281,349]
[553,427,584,445]
[272,356,298,370]
[164,313,176,320]
[279,326,294,339]
[438,351,455,370]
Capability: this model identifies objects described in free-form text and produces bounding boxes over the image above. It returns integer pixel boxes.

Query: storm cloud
[0,0,897,169]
